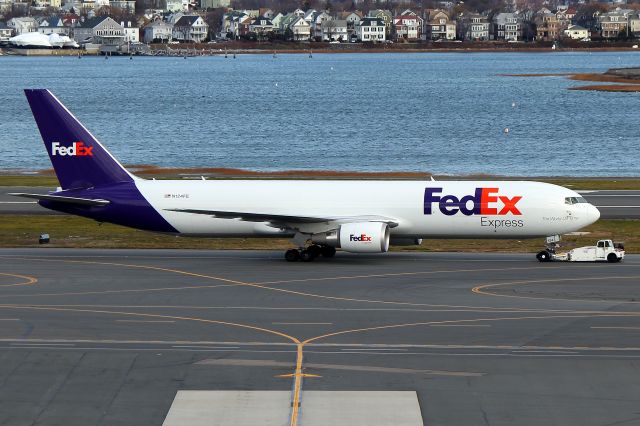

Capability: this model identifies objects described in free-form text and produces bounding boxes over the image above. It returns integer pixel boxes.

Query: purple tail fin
[24,89,135,190]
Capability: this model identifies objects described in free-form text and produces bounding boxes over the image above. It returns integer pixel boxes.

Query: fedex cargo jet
[12,89,600,262]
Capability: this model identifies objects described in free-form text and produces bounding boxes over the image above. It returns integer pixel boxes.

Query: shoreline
[3,42,640,56]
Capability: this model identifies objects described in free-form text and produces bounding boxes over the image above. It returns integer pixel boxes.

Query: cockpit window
[565,196,588,205]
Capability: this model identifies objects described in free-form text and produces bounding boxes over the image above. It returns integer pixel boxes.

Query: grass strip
[1,214,636,253]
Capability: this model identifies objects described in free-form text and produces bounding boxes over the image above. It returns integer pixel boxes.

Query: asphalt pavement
[0,249,639,425]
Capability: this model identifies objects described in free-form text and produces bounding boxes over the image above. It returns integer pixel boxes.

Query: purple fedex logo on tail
[51,141,93,157]
[424,187,522,216]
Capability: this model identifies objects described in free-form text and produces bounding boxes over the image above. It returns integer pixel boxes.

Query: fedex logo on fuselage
[350,234,373,242]
[51,141,93,157]
[424,187,522,216]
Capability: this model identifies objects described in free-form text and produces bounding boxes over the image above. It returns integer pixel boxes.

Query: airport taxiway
[0,249,640,425]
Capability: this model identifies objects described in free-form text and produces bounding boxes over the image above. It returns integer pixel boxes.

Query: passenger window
[597,241,604,248]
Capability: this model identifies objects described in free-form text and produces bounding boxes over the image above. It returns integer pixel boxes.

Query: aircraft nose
[588,204,601,223]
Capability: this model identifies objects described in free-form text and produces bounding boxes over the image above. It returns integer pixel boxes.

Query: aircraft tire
[285,249,300,262]
[307,245,322,259]
[320,245,336,258]
[536,250,551,262]
[299,249,315,262]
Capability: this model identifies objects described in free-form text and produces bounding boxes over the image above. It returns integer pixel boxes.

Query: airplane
[11,89,601,262]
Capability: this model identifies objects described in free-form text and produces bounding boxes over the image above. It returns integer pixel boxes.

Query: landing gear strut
[284,244,336,262]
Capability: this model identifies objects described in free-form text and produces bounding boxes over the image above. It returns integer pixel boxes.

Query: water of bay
[1,51,639,176]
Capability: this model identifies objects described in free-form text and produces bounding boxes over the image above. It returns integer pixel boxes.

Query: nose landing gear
[284,245,337,262]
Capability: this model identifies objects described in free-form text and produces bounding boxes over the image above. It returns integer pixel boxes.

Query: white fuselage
[137,179,600,239]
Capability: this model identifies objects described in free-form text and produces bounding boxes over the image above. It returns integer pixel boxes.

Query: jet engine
[312,222,390,253]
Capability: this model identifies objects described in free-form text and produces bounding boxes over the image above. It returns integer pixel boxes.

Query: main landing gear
[284,245,336,262]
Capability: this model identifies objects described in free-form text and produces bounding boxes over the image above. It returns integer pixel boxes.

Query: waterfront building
[630,13,640,38]
[249,15,275,40]
[172,15,208,42]
[598,10,629,39]
[38,16,69,35]
[7,17,38,35]
[321,19,347,41]
[367,9,392,37]
[492,12,522,41]
[288,16,310,41]
[311,11,332,40]
[144,19,173,43]
[0,22,12,43]
[73,16,124,46]
[423,10,456,41]
[355,17,386,42]
[564,24,588,40]
[120,20,139,43]
[393,11,422,41]
[535,12,562,41]
[458,13,489,41]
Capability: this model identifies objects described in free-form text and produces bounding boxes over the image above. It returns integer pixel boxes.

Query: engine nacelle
[338,222,390,253]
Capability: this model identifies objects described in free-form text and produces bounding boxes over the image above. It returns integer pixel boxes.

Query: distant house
[34,0,62,9]
[321,19,347,41]
[535,12,562,41]
[630,13,640,38]
[356,17,386,42]
[144,20,173,43]
[598,11,628,39]
[459,13,489,40]
[38,16,68,35]
[110,0,136,13]
[424,10,456,41]
[249,15,275,39]
[200,0,230,8]
[0,22,13,43]
[288,16,310,41]
[73,16,125,45]
[7,17,38,35]
[492,12,522,41]
[393,12,422,41]
[311,11,332,40]
[367,9,392,37]
[165,0,187,13]
[172,15,208,42]
[119,20,139,43]
[564,24,588,40]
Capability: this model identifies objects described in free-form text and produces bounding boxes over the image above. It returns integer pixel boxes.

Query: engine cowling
[338,222,390,253]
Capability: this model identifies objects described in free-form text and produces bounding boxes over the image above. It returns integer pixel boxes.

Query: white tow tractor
[537,238,625,263]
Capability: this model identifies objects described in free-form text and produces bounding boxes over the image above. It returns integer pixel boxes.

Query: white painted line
[172,345,240,350]
[595,206,640,208]
[115,320,176,323]
[512,350,579,354]
[0,319,20,321]
[430,324,492,327]
[10,343,75,346]
[272,322,333,325]
[591,326,640,330]
[341,348,408,351]
[0,201,38,204]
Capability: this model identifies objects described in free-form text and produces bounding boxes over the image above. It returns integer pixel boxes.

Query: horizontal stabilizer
[166,208,398,227]
[9,193,110,206]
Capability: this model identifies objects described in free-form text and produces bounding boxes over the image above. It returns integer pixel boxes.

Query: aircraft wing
[166,208,399,227]
[9,193,110,206]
